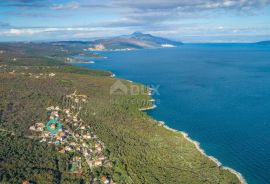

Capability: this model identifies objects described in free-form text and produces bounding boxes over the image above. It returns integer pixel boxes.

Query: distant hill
[256,40,270,45]
[88,32,183,51]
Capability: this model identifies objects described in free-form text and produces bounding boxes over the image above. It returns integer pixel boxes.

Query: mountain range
[256,40,270,45]
[89,32,183,50]
[55,32,183,51]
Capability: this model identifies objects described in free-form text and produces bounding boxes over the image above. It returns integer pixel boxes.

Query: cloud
[98,0,269,32]
[1,0,107,9]
[110,0,270,26]
[2,0,270,11]
[1,23,268,36]
[0,0,51,8]
[50,1,80,10]
[1,0,270,42]
[0,23,269,43]
[0,28,55,36]
[114,0,270,11]
[0,27,124,36]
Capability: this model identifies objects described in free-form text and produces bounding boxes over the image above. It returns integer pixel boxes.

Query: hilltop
[90,32,183,50]
[55,32,183,51]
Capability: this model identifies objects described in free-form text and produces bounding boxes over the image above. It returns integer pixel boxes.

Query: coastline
[139,83,247,184]
[82,57,247,184]
[139,88,157,111]
[68,61,95,64]
[162,123,246,184]
[139,104,157,111]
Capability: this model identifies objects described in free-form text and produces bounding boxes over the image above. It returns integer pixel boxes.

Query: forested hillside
[0,43,241,184]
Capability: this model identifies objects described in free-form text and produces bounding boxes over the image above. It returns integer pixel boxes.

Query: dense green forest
[0,42,242,184]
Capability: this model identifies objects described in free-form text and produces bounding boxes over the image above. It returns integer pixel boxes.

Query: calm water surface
[74,44,270,184]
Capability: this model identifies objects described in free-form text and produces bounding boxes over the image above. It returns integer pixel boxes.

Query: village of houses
[29,91,115,184]
[0,64,58,79]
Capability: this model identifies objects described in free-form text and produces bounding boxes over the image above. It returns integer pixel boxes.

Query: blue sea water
[74,44,270,184]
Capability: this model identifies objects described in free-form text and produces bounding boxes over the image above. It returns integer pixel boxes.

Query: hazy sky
[0,0,270,42]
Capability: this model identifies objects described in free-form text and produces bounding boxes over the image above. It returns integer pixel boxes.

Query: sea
[73,43,270,184]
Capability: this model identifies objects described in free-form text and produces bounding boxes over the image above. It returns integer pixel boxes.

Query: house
[95,143,102,148]
[65,146,72,151]
[36,127,43,131]
[36,122,44,130]
[103,160,112,167]
[58,131,65,137]
[70,142,76,146]
[64,109,70,114]
[59,149,65,154]
[89,44,105,51]
[43,132,50,137]
[84,151,89,156]
[9,70,15,74]
[29,122,44,131]
[46,106,54,111]
[83,134,91,139]
[51,111,59,117]
[93,160,102,166]
[29,126,35,131]
[98,156,106,161]
[96,146,102,153]
[101,176,110,184]
[49,73,56,77]
[50,123,56,130]
[74,156,81,161]
[54,113,59,119]
[40,138,46,143]
[78,94,87,98]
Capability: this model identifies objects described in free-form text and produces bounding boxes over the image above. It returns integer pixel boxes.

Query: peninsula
[0,42,244,184]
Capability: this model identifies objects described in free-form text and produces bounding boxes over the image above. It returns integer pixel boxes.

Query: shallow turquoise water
[74,44,270,184]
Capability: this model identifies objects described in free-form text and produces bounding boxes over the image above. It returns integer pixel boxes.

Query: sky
[0,0,270,42]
